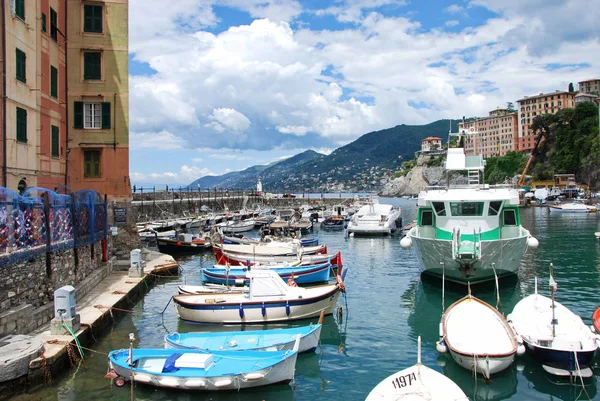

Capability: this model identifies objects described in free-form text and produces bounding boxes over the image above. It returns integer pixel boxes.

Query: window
[51,125,59,157]
[488,201,502,216]
[15,0,25,20]
[16,107,27,143]
[450,202,484,216]
[84,150,101,178]
[84,4,103,33]
[83,52,101,80]
[432,202,446,216]
[16,48,26,83]
[74,101,111,129]
[421,210,433,226]
[50,66,58,98]
[42,13,47,32]
[50,8,58,41]
[503,210,517,226]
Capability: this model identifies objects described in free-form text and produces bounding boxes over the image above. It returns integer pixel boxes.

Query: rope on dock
[45,339,109,357]
[93,304,164,316]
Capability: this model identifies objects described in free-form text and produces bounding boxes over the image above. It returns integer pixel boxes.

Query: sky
[128,0,600,189]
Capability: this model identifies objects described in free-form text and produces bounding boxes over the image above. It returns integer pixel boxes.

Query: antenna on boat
[550,263,557,338]
[417,336,422,365]
[441,262,446,311]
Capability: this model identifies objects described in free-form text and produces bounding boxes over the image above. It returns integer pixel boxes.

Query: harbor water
[12,197,600,401]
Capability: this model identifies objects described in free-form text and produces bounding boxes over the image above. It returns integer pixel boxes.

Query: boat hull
[157,239,212,255]
[201,263,332,285]
[448,350,515,378]
[174,288,341,324]
[164,324,322,353]
[410,234,528,284]
[108,348,297,391]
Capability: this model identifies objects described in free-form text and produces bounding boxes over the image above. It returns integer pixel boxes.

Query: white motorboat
[173,268,346,324]
[437,293,522,378]
[401,122,538,285]
[217,219,256,233]
[548,200,597,213]
[366,336,468,401]
[508,267,599,377]
[345,199,402,236]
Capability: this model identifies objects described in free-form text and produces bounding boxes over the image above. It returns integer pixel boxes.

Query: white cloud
[208,154,252,160]
[131,165,217,185]
[130,131,187,150]
[192,157,204,162]
[445,20,460,27]
[445,4,464,13]
[276,125,310,135]
[208,108,251,132]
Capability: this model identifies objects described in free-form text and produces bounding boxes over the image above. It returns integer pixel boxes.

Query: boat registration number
[392,372,417,389]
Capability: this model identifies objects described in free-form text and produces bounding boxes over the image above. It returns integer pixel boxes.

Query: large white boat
[401,123,539,285]
[346,199,402,236]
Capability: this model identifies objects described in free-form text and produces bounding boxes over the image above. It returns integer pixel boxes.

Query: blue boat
[108,339,299,391]
[201,262,332,285]
[164,323,322,353]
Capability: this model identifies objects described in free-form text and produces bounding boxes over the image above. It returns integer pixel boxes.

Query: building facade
[66,0,130,200]
[575,92,599,104]
[516,91,575,152]
[0,0,129,200]
[459,108,517,157]
[578,79,600,95]
[420,136,443,153]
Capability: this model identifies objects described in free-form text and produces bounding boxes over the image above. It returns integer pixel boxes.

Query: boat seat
[139,358,167,373]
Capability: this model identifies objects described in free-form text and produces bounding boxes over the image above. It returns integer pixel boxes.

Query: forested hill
[188,119,459,191]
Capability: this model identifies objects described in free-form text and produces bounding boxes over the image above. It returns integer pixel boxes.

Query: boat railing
[423,183,517,192]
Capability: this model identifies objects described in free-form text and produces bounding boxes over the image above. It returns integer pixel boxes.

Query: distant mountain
[188,119,458,191]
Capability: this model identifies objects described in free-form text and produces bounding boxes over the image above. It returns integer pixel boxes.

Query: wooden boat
[107,335,299,390]
[156,233,212,255]
[173,268,346,324]
[366,336,468,401]
[178,283,248,294]
[164,321,322,353]
[507,267,599,377]
[437,293,522,378]
[221,233,319,247]
[214,242,327,258]
[320,215,345,229]
[201,262,332,285]
[215,249,342,270]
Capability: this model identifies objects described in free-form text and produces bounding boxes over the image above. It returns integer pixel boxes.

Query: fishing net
[72,190,107,247]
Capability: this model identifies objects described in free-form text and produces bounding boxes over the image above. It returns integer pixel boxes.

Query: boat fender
[286,301,291,316]
[114,377,127,387]
[176,241,182,246]
[436,340,448,354]
[517,344,526,356]
[235,278,245,285]
[400,236,412,249]
[527,236,539,249]
[261,302,266,317]
[239,303,244,318]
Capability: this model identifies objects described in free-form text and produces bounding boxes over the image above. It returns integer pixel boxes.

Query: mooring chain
[39,351,52,385]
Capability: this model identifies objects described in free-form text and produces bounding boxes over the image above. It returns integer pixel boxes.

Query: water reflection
[520,362,597,401]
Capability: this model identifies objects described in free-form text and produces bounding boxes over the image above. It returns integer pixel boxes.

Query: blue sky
[128,0,599,188]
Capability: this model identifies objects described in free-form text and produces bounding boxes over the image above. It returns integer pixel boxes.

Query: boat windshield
[488,201,502,216]
[449,202,484,216]
[432,202,446,216]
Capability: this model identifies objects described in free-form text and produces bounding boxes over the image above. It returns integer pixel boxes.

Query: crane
[517,132,545,187]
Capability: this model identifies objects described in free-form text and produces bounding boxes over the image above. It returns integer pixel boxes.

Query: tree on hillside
[506,102,515,112]
[568,82,574,92]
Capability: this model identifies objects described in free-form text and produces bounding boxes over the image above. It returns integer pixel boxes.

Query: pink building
[459,108,517,157]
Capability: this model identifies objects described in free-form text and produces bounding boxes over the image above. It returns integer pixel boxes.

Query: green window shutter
[83,52,101,80]
[84,5,103,33]
[42,13,47,32]
[16,48,26,83]
[16,107,27,143]
[74,101,84,129]
[84,151,101,178]
[15,0,25,20]
[50,66,58,98]
[51,126,59,157]
[50,8,57,41]
[102,102,111,129]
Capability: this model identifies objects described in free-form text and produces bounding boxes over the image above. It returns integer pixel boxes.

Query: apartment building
[516,91,575,152]
[0,0,129,200]
[66,0,130,200]
[578,79,600,95]
[459,108,517,158]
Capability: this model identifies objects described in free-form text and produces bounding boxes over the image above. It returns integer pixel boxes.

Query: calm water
[14,198,600,401]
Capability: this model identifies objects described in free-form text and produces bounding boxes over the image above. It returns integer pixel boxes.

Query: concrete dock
[0,250,179,399]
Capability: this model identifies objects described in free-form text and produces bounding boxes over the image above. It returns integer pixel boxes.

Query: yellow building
[459,108,517,158]
[578,79,600,95]
[66,0,130,200]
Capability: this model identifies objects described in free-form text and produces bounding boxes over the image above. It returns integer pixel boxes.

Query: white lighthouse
[256,178,263,196]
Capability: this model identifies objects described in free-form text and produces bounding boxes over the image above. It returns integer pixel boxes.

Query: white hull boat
[218,219,256,233]
[346,200,401,236]
[173,269,345,324]
[402,122,538,285]
[366,336,468,401]
[437,294,521,378]
[549,201,597,213]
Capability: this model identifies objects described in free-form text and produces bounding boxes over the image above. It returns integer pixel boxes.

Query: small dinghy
[437,292,522,378]
[201,262,332,285]
[178,283,248,294]
[508,264,600,377]
[107,333,299,391]
[165,317,322,353]
[366,336,468,401]
[592,307,600,334]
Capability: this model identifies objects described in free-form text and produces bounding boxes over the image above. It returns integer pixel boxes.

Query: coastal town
[0,1,600,401]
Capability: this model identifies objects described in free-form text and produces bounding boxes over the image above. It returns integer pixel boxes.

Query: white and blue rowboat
[178,283,249,295]
[221,234,319,246]
[213,242,328,258]
[164,321,322,353]
[366,336,468,401]
[437,294,523,378]
[507,270,600,377]
[173,268,346,324]
[216,250,342,270]
[107,335,300,391]
[201,262,332,285]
